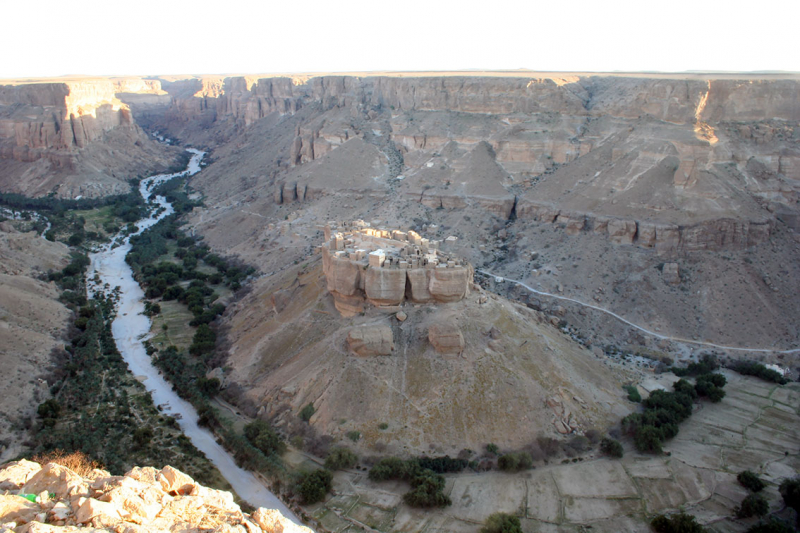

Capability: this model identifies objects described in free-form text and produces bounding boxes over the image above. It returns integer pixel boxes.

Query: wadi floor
[284,372,799,532]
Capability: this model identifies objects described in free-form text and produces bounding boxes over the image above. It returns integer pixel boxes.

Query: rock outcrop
[347,326,394,356]
[0,460,310,533]
[428,322,465,354]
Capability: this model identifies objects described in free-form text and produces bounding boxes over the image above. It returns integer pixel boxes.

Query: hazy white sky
[5,0,799,78]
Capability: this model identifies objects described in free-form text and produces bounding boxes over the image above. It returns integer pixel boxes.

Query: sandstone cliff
[156,73,800,252]
[0,79,179,198]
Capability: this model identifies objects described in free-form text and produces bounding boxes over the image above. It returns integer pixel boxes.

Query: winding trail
[476,269,800,355]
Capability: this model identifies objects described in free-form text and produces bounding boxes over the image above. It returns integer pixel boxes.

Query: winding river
[86,149,300,523]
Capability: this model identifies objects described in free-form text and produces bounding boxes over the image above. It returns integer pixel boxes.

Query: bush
[736,493,770,518]
[737,470,766,492]
[671,354,719,377]
[299,403,315,422]
[600,438,623,458]
[402,469,451,508]
[624,384,642,402]
[730,360,789,385]
[779,477,800,514]
[486,443,499,455]
[745,517,795,533]
[346,430,361,442]
[324,447,358,470]
[296,469,333,504]
[31,450,102,477]
[243,420,286,456]
[481,512,523,533]
[650,511,707,532]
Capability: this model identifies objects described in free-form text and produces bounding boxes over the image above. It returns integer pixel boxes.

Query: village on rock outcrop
[320,220,472,316]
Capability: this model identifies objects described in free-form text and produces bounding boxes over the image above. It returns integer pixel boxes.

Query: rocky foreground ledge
[0,460,311,533]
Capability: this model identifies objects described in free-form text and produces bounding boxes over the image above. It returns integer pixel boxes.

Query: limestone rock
[74,498,121,527]
[364,268,406,306]
[21,464,87,500]
[662,263,680,285]
[0,495,39,525]
[0,460,42,490]
[347,326,394,356]
[252,507,314,533]
[395,311,407,322]
[607,219,637,245]
[157,466,195,495]
[428,322,465,354]
[428,266,473,303]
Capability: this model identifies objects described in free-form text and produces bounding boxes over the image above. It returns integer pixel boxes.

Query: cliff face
[0,79,179,198]
[157,73,799,252]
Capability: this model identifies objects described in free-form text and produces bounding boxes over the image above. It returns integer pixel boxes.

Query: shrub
[745,517,795,533]
[296,469,333,504]
[481,512,523,533]
[486,443,499,455]
[736,493,770,519]
[346,430,361,442]
[243,420,286,456]
[31,450,102,477]
[779,477,800,514]
[600,438,623,458]
[497,453,519,471]
[378,422,389,430]
[737,470,766,492]
[402,469,451,508]
[671,354,719,377]
[299,403,315,422]
[650,511,707,532]
[730,360,789,385]
[325,447,358,470]
[624,384,642,402]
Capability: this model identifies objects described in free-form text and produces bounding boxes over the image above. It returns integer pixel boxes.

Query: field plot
[313,373,798,532]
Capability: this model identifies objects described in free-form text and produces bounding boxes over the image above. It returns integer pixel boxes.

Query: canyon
[0,70,798,532]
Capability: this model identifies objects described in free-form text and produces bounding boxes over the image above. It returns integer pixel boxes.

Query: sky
[5,0,799,78]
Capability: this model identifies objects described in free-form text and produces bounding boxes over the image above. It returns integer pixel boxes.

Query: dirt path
[476,269,800,355]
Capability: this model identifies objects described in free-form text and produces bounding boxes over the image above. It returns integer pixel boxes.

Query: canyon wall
[0,79,179,197]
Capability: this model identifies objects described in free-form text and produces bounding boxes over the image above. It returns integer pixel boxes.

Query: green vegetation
[624,384,642,403]
[738,470,766,492]
[745,517,795,533]
[244,420,286,457]
[345,430,361,442]
[736,493,769,518]
[368,456,465,508]
[481,513,523,533]
[296,469,333,504]
[600,437,624,458]
[324,447,358,470]
[299,403,316,422]
[650,512,707,532]
[623,358,727,454]
[497,452,533,472]
[670,354,720,377]
[730,360,790,385]
[779,477,800,519]
[486,443,499,455]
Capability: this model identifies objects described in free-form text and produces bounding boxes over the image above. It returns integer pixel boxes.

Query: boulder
[157,466,195,495]
[124,467,160,486]
[0,460,42,490]
[21,464,87,500]
[347,326,394,356]
[0,495,39,525]
[252,507,314,533]
[428,322,465,354]
[395,311,407,322]
[74,498,121,527]
[662,263,680,285]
